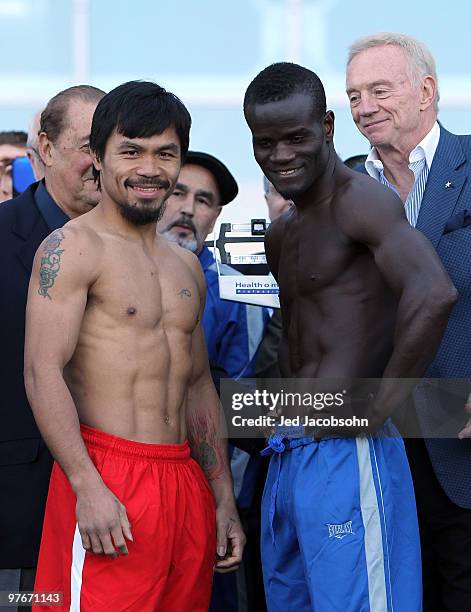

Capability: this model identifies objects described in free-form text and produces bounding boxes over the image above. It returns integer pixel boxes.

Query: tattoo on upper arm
[38,230,65,300]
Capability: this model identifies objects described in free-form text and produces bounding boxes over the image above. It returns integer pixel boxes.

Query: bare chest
[277,213,362,302]
[85,247,200,333]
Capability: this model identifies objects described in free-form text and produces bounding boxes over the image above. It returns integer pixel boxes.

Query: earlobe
[324,110,335,142]
[92,153,102,172]
[420,76,436,110]
[37,133,53,168]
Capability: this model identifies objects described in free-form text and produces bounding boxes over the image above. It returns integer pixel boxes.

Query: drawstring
[261,435,315,545]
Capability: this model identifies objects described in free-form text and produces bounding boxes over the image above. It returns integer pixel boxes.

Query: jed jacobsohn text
[231,389,345,411]
[232,414,369,428]
[230,389,369,431]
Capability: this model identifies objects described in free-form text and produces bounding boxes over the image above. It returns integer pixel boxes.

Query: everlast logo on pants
[327,521,354,539]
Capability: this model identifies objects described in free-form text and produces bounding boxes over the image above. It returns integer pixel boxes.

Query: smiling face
[346,45,436,152]
[245,93,333,201]
[157,163,222,254]
[93,127,182,226]
[40,99,100,218]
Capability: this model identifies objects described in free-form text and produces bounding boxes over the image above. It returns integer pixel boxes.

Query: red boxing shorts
[33,424,216,611]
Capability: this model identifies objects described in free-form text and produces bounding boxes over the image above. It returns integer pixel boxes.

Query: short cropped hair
[90,81,191,169]
[244,62,326,121]
[40,85,105,143]
[347,32,439,112]
[0,131,27,146]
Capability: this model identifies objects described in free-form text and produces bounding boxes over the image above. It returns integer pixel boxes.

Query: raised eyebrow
[174,182,188,192]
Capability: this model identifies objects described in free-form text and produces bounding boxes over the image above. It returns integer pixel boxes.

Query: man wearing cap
[159,151,268,381]
[159,152,269,611]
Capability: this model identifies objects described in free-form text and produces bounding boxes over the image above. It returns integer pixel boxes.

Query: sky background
[0,0,469,224]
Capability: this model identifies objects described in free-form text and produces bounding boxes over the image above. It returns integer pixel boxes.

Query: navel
[127,307,137,316]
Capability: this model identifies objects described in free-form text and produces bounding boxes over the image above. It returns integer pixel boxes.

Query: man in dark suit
[346,32,471,612]
[0,84,105,605]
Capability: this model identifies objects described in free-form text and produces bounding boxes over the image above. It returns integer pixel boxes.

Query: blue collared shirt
[34,180,69,231]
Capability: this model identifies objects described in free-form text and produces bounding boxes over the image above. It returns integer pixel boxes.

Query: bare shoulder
[333,167,408,244]
[265,209,291,247]
[162,239,205,292]
[336,168,404,216]
[40,216,103,254]
[34,218,104,291]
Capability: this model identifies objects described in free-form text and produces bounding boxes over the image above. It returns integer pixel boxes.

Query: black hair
[244,62,326,121]
[40,85,105,143]
[0,130,27,146]
[90,81,191,182]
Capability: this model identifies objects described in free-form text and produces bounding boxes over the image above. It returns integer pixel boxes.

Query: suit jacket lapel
[416,126,467,248]
[12,186,50,275]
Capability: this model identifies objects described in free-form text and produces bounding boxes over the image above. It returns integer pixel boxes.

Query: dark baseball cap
[184,151,238,206]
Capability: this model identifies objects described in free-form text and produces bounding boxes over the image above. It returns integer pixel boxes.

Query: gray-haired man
[346,32,471,612]
[0,85,105,610]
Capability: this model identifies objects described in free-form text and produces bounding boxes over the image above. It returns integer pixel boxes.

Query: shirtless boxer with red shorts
[25,81,245,612]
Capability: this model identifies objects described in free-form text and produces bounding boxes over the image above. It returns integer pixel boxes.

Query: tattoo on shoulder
[38,230,65,300]
[178,288,192,298]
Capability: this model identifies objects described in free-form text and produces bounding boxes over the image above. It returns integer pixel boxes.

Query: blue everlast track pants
[261,427,422,612]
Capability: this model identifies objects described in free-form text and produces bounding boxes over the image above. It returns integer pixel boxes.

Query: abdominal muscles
[64,323,193,442]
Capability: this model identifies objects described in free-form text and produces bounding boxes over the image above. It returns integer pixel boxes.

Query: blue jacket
[199,247,269,508]
[359,126,471,508]
[199,246,268,379]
